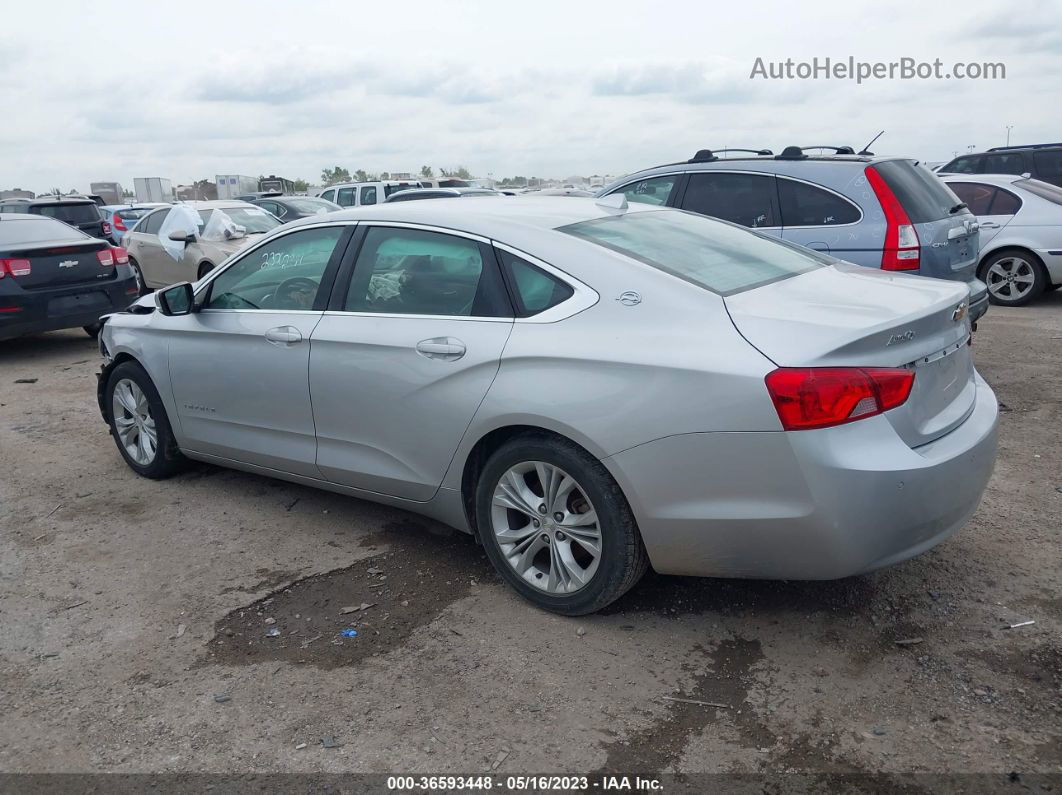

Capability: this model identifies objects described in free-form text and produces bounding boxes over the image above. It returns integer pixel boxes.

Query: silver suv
[599,146,989,323]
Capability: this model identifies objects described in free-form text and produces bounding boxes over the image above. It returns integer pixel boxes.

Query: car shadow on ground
[0,330,97,367]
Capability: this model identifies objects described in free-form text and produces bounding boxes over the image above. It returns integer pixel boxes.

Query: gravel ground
[0,293,1059,783]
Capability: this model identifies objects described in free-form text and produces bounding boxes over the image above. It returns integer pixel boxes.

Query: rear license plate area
[47,292,109,317]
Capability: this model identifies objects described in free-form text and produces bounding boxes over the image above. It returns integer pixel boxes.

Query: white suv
[315,180,420,208]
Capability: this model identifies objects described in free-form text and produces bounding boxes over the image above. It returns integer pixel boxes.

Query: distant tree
[380,172,390,180]
[420,165,434,179]
[193,179,217,200]
[320,166,352,186]
[293,178,309,192]
[353,169,369,182]
[454,166,472,180]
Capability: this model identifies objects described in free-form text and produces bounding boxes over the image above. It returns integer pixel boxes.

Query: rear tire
[475,434,648,615]
[978,248,1046,307]
[105,361,188,479]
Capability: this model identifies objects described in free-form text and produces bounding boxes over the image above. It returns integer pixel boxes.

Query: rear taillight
[865,166,920,271]
[102,221,112,236]
[113,216,127,232]
[0,258,32,278]
[96,249,114,267]
[111,246,129,265]
[765,367,915,431]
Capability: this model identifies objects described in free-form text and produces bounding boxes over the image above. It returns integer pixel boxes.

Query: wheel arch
[458,423,611,542]
[96,351,145,424]
[977,243,1046,277]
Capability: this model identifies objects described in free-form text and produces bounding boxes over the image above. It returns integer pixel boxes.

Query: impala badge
[59,260,78,269]
[951,302,968,322]
[886,329,916,346]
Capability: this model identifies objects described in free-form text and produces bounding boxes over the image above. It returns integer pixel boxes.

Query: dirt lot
[1,294,1059,784]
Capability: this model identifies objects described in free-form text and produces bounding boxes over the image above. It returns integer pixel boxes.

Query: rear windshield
[872,160,961,223]
[559,210,824,296]
[32,203,100,224]
[116,208,151,221]
[0,218,88,245]
[1014,178,1062,206]
[285,198,337,213]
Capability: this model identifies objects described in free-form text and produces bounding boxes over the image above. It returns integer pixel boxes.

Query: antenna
[858,130,885,156]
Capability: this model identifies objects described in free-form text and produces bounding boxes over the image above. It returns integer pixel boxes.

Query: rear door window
[870,160,959,223]
[139,209,169,235]
[778,179,860,226]
[946,182,995,215]
[983,152,1027,174]
[681,173,777,228]
[336,188,355,207]
[609,176,677,206]
[359,186,378,205]
[989,188,1022,215]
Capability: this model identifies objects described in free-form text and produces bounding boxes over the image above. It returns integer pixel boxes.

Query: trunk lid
[9,239,116,289]
[725,262,976,447]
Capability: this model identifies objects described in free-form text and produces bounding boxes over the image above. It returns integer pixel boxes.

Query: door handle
[978,221,1000,229]
[264,325,303,346]
[415,336,466,361]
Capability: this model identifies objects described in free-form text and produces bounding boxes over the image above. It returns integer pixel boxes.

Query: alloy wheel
[490,461,602,594]
[986,256,1036,302]
[111,378,157,466]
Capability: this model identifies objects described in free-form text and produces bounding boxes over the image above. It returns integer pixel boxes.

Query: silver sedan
[95,197,999,614]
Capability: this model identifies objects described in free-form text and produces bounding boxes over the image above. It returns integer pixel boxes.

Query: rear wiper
[949,202,967,214]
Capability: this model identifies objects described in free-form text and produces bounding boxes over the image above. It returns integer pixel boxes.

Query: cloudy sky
[1,0,1059,193]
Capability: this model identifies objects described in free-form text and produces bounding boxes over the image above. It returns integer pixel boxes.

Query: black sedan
[248,195,340,222]
[0,215,140,341]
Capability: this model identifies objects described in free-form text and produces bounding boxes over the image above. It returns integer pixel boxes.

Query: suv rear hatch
[726,261,976,447]
[30,202,106,237]
[867,160,984,303]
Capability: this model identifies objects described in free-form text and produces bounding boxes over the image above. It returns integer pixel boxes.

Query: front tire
[105,361,188,479]
[475,434,648,615]
[979,249,1046,306]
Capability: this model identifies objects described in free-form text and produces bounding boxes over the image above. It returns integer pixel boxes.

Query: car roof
[170,200,256,210]
[285,195,658,243]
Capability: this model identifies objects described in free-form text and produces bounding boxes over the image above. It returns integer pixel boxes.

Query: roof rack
[800,145,856,155]
[688,148,772,163]
[987,142,1062,151]
[776,146,808,160]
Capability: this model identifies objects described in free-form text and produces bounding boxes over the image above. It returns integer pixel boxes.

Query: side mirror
[168,229,195,242]
[155,282,195,316]
[224,224,247,240]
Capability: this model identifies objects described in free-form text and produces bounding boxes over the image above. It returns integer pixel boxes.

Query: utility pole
[1005,125,1014,146]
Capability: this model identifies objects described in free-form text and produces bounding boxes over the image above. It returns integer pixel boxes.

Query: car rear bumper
[604,371,998,580]
[0,275,138,340]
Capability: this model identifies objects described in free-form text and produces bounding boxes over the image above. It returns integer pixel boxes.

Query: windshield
[1015,178,1062,206]
[197,207,280,234]
[559,209,824,296]
[33,203,100,224]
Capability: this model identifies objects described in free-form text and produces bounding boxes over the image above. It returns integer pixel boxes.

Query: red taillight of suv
[765,367,915,431]
[865,165,920,271]
[0,258,32,278]
[112,215,127,232]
